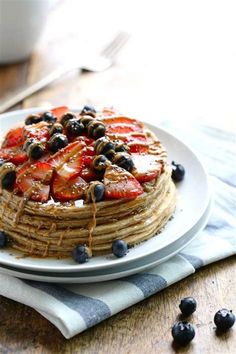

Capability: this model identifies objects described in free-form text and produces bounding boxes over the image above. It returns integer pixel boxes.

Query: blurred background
[0,0,236,132]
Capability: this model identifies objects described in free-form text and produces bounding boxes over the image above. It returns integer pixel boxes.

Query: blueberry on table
[214,309,235,331]
[72,245,90,264]
[179,297,197,316]
[171,161,185,182]
[171,321,195,345]
[48,133,68,153]
[41,111,57,123]
[112,240,128,258]
[0,231,8,248]
[25,114,42,125]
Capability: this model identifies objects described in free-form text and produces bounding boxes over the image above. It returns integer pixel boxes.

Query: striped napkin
[0,124,235,339]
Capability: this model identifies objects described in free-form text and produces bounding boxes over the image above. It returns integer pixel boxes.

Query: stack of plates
[0,109,211,283]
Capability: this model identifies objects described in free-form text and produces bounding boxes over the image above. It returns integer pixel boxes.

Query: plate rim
[0,107,211,272]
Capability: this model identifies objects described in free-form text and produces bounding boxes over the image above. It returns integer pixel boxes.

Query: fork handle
[0,65,80,114]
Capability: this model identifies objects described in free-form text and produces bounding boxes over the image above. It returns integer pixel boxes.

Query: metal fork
[0,32,130,114]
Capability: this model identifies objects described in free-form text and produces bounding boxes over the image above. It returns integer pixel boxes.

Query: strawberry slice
[15,162,53,202]
[104,165,143,199]
[131,154,163,182]
[2,127,25,148]
[80,166,96,182]
[47,141,86,170]
[52,173,87,202]
[57,150,85,180]
[125,133,149,153]
[0,147,28,165]
[74,136,94,146]
[102,116,144,135]
[24,121,50,142]
[51,106,69,120]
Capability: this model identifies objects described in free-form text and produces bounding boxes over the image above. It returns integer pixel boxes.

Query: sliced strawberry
[74,136,94,146]
[47,141,85,168]
[104,165,143,199]
[24,121,50,142]
[51,106,69,120]
[0,147,28,165]
[52,173,87,202]
[124,133,149,153]
[56,150,85,180]
[80,166,96,182]
[15,162,53,202]
[101,116,143,127]
[2,127,25,148]
[102,116,144,135]
[131,154,163,182]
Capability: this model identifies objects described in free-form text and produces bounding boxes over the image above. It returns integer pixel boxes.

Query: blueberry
[112,240,128,258]
[92,155,111,171]
[2,171,16,190]
[41,111,57,123]
[94,137,115,157]
[214,309,235,331]
[25,114,42,125]
[87,121,106,139]
[179,297,197,316]
[81,105,96,116]
[48,133,68,153]
[23,138,35,152]
[28,143,45,160]
[60,112,76,126]
[49,123,64,136]
[0,158,6,167]
[72,245,90,264]
[79,115,94,128]
[94,183,105,202]
[171,161,185,182]
[171,321,195,345]
[0,231,8,248]
[113,153,134,172]
[66,119,84,137]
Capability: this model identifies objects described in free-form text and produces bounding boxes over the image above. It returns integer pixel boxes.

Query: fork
[0,32,130,114]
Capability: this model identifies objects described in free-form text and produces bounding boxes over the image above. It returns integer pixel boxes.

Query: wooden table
[0,1,235,353]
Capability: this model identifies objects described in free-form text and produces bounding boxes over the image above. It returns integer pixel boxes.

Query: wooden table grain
[0,1,235,353]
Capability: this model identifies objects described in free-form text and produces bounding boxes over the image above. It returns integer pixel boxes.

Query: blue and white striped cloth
[0,124,235,339]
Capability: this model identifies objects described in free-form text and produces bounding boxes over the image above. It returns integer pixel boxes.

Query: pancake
[0,108,176,258]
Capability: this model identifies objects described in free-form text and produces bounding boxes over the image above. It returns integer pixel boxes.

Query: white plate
[0,197,212,282]
[0,108,210,273]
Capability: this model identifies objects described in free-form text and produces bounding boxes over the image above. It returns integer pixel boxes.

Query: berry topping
[24,121,50,142]
[171,322,195,345]
[179,297,197,316]
[112,239,128,258]
[79,115,94,128]
[214,309,235,331]
[104,165,143,199]
[52,174,87,202]
[49,123,64,136]
[0,231,8,248]
[171,161,185,182]
[81,104,96,116]
[102,117,143,135]
[48,133,69,153]
[92,155,111,172]
[0,162,16,190]
[16,162,53,202]
[94,136,115,157]
[0,147,28,165]
[131,153,163,182]
[2,127,25,148]
[65,119,84,137]
[87,120,106,139]
[60,112,77,126]
[113,139,129,153]
[41,111,57,123]
[112,152,134,172]
[51,106,68,119]
[0,158,5,166]
[25,114,42,126]
[26,140,45,160]
[72,244,91,263]
[85,181,105,203]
